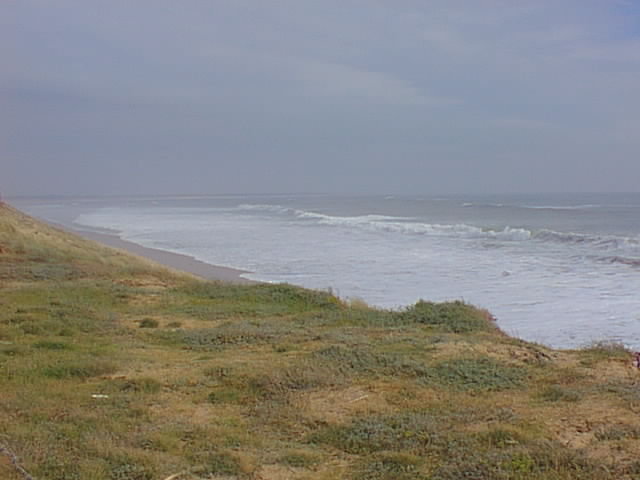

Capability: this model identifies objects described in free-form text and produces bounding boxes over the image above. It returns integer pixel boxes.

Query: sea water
[15,193,640,349]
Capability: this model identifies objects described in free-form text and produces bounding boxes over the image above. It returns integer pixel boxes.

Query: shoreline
[71,227,257,284]
[3,198,258,284]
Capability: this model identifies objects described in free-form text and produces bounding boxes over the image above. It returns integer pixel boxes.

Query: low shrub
[399,301,496,333]
[200,451,253,477]
[108,455,154,480]
[579,341,629,364]
[278,450,321,468]
[477,428,523,448]
[19,321,44,335]
[309,412,439,454]
[249,361,340,397]
[539,385,581,402]
[175,282,341,313]
[208,389,241,404]
[43,360,117,379]
[0,343,27,356]
[139,318,159,328]
[181,321,285,348]
[426,357,524,392]
[432,440,607,480]
[311,345,392,375]
[33,340,71,350]
[119,377,163,394]
[354,452,423,480]
[595,424,640,441]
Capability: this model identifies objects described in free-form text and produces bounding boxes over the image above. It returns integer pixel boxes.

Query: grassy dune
[1,202,640,480]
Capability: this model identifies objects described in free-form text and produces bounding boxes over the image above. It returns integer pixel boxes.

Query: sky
[2,0,640,196]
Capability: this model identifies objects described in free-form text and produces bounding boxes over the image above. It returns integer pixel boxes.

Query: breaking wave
[235,204,640,253]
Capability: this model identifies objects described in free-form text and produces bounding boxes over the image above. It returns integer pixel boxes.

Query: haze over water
[16,192,640,349]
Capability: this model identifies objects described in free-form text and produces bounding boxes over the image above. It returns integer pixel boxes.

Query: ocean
[14,193,640,349]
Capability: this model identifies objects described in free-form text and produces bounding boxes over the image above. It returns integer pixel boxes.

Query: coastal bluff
[1,202,640,480]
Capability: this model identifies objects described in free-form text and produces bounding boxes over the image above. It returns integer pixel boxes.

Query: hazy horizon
[4,1,640,196]
[7,191,640,203]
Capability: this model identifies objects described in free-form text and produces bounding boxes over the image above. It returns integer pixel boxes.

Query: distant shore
[72,227,256,284]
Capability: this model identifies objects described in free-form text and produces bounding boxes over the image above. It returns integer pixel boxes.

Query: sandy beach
[74,228,256,284]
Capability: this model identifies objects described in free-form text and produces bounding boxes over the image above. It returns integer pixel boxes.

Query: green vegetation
[139,318,160,328]
[539,385,582,402]
[1,202,640,479]
[398,299,498,333]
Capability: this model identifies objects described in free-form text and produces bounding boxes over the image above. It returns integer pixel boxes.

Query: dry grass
[2,202,640,479]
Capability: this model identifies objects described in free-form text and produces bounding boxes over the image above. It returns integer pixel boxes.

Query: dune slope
[1,202,639,480]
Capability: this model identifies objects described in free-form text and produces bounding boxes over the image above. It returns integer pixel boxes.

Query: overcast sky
[3,1,640,196]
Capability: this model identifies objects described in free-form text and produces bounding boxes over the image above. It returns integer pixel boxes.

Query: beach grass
[1,202,640,479]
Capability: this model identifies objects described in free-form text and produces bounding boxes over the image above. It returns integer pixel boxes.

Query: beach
[72,227,255,284]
